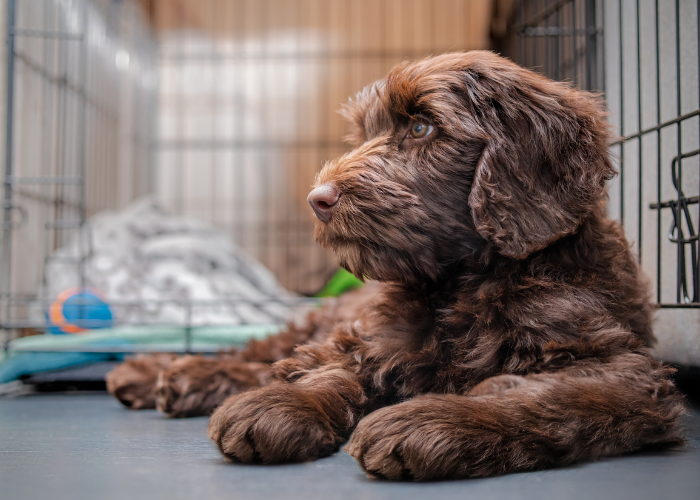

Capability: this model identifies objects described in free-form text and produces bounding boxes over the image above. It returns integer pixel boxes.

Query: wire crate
[1,0,496,355]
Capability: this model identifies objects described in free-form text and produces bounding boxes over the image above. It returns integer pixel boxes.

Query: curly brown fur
[154,357,271,418]
[207,51,686,479]
[106,353,177,409]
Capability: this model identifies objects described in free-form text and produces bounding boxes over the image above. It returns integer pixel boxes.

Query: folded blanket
[0,324,281,383]
[31,197,295,327]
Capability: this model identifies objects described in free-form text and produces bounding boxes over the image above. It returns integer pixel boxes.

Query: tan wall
[150,0,495,294]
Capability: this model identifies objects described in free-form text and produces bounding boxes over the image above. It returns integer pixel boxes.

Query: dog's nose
[307,183,340,222]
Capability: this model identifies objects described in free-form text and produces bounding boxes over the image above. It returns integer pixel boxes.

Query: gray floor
[1,393,699,500]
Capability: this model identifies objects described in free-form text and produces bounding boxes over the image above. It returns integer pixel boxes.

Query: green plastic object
[315,269,364,297]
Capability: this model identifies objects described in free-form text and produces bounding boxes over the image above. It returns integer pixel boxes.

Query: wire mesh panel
[603,0,699,309]
[1,0,157,340]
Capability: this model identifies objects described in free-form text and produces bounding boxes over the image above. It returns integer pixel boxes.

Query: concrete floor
[1,393,699,500]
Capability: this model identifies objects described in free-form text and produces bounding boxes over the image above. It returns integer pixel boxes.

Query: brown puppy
[206,51,685,480]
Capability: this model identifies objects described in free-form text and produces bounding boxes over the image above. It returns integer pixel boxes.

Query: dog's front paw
[346,396,477,481]
[155,356,269,418]
[208,384,342,463]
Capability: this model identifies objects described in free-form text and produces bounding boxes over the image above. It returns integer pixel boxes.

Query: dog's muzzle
[308,183,340,222]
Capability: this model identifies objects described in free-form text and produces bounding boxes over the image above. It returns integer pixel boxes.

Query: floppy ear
[465,61,615,259]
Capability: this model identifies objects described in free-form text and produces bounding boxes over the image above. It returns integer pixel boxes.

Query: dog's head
[309,51,615,283]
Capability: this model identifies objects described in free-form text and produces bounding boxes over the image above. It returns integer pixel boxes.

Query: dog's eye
[408,120,434,139]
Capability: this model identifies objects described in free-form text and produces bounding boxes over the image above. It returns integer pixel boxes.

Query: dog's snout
[308,183,340,222]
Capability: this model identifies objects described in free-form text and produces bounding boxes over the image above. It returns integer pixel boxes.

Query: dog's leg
[107,288,376,414]
[151,311,339,417]
[106,354,177,409]
[346,352,685,480]
[154,356,272,417]
[105,309,328,414]
[208,367,369,463]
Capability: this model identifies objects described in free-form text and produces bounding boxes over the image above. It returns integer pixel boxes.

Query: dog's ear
[465,60,615,259]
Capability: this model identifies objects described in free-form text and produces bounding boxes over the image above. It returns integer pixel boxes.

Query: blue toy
[47,288,114,334]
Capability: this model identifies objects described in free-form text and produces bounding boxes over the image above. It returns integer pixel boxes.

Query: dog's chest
[365,313,484,397]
